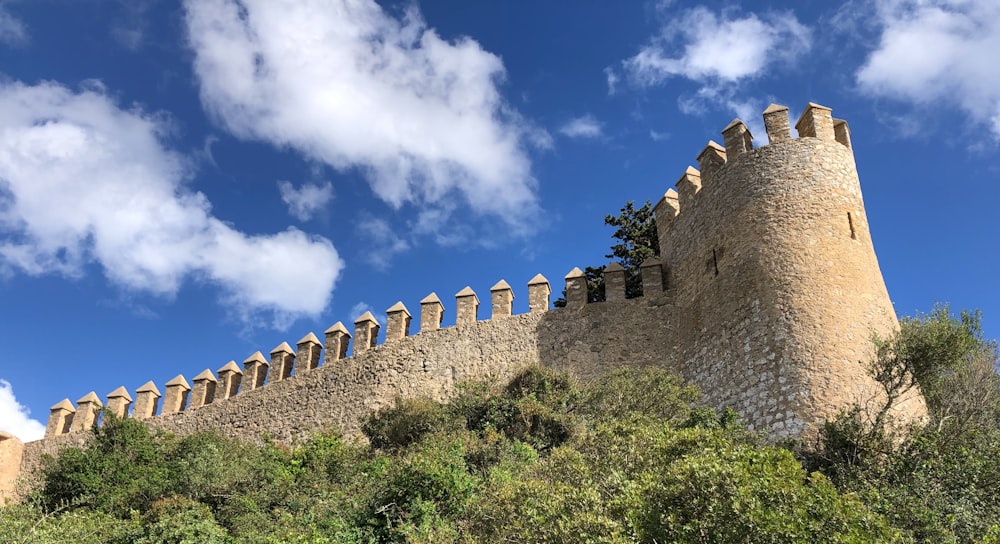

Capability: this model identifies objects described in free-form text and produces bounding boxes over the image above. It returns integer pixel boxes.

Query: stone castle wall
[5,103,928,500]
[0,432,23,503]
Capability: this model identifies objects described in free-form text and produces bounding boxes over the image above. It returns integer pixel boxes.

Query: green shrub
[362,397,464,451]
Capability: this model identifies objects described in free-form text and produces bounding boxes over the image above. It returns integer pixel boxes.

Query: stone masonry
[4,103,928,500]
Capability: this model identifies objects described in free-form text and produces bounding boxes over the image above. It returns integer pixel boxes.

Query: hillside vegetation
[1,306,997,543]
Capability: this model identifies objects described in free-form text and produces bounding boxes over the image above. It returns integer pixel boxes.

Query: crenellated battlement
[6,102,928,502]
[654,103,853,237]
[40,266,673,438]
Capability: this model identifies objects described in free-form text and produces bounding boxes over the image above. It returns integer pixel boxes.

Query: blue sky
[1,0,998,441]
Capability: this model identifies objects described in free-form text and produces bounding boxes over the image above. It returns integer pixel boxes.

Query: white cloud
[357,215,410,270]
[856,0,1000,140]
[623,6,810,87]
[604,66,620,95]
[0,80,344,328]
[184,0,542,233]
[649,129,669,142]
[278,180,334,221]
[0,379,45,442]
[559,115,604,139]
[0,3,27,46]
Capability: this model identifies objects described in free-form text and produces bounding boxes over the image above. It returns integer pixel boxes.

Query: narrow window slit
[847,212,857,240]
[712,248,719,276]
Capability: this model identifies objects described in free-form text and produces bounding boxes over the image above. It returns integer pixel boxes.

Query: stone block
[490,280,513,319]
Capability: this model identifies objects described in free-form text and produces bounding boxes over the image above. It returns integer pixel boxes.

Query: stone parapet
[190,370,217,409]
[106,386,133,419]
[134,381,161,420]
[455,287,479,326]
[71,392,101,433]
[162,375,190,415]
[604,262,626,302]
[323,322,351,364]
[269,342,295,383]
[527,274,550,312]
[564,267,587,308]
[45,399,74,438]
[296,333,322,373]
[353,312,380,355]
[215,361,242,402]
[490,280,513,319]
[420,293,445,332]
[385,302,412,341]
[243,352,269,391]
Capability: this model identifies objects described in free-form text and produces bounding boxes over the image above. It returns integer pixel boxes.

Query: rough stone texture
[106,387,133,419]
[455,287,479,327]
[385,303,412,342]
[162,376,190,415]
[833,119,852,149]
[658,105,924,437]
[45,399,74,438]
[420,293,445,332]
[763,104,792,143]
[243,352,268,390]
[722,119,753,161]
[0,431,23,502]
[604,263,626,302]
[697,141,726,183]
[70,392,101,433]
[676,168,701,211]
[216,361,242,402]
[353,313,380,355]
[269,343,295,383]
[490,280,514,319]
[640,258,665,292]
[12,103,928,490]
[795,102,835,140]
[564,268,587,308]
[296,333,322,373]
[133,382,160,420]
[323,323,351,364]
[527,275,550,313]
[190,370,217,409]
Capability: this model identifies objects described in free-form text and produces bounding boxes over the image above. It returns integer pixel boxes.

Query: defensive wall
[3,103,927,500]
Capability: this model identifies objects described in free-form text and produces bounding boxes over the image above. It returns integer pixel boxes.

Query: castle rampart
[4,103,927,501]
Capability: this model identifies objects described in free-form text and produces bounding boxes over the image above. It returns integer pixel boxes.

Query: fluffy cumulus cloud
[559,115,604,139]
[856,0,1000,140]
[184,0,542,233]
[278,180,334,222]
[0,379,45,441]
[0,81,344,327]
[623,6,810,87]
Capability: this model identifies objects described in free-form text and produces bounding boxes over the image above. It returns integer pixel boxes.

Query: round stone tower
[654,103,925,438]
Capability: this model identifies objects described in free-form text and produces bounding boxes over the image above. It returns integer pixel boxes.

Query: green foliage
[0,503,138,544]
[809,305,1000,543]
[136,496,229,544]
[579,366,700,424]
[38,412,171,514]
[868,304,997,429]
[450,366,581,452]
[638,444,898,543]
[554,199,659,307]
[603,199,659,298]
[362,397,463,451]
